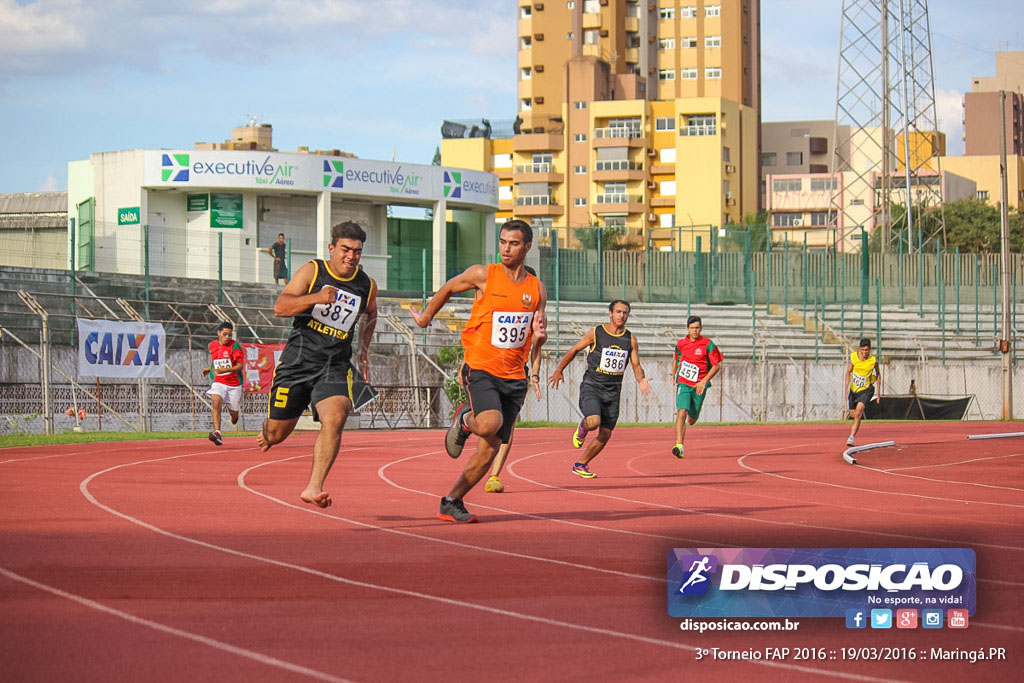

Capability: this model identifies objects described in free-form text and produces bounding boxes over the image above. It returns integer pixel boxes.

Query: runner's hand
[409,305,431,328]
[531,375,542,400]
[637,377,651,395]
[548,370,564,389]
[317,285,339,304]
[201,367,210,377]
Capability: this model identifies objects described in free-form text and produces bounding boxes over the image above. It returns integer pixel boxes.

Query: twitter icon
[870,609,893,629]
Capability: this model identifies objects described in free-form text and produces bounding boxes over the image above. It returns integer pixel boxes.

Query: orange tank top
[462,263,542,379]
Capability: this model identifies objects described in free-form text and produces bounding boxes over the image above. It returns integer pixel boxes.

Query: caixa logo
[84,332,161,367]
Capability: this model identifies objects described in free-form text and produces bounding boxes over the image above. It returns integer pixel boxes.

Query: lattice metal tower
[830,0,945,252]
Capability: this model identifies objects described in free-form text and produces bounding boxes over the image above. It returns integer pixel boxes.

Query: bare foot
[300,488,332,508]
[256,422,272,452]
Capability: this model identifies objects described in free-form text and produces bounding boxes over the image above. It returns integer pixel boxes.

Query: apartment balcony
[514,132,564,152]
[625,47,639,63]
[517,50,532,68]
[583,44,602,58]
[592,160,645,181]
[514,194,564,217]
[679,125,717,137]
[593,127,646,148]
[649,163,674,175]
[499,198,514,212]
[513,162,564,183]
[494,167,513,181]
[594,193,645,215]
[518,16,531,37]
[624,16,638,32]
[582,12,602,29]
[650,196,676,207]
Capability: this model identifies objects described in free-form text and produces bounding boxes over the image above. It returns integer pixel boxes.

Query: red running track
[1,422,1021,682]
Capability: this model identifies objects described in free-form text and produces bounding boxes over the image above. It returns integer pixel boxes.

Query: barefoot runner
[257,221,378,508]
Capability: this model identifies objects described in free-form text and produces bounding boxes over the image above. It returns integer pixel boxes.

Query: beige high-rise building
[446,0,761,242]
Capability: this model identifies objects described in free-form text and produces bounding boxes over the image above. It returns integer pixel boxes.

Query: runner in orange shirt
[411,219,547,522]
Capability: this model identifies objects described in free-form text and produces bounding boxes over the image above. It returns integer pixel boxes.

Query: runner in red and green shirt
[671,315,723,458]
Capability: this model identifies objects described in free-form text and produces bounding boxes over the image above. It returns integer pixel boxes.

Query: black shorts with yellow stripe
[267,352,377,422]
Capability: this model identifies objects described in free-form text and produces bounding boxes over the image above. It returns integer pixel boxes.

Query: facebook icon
[846,609,867,629]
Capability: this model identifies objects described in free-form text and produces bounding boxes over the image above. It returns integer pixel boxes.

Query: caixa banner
[667,548,976,618]
[77,318,166,379]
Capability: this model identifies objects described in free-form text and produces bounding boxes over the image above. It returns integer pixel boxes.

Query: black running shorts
[462,364,527,443]
[268,353,377,421]
[848,385,875,410]
[578,380,622,431]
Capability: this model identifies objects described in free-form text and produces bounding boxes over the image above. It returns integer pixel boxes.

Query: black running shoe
[438,496,477,523]
[444,403,472,458]
[208,431,223,446]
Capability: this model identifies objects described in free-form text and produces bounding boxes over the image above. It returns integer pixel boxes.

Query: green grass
[0,430,258,449]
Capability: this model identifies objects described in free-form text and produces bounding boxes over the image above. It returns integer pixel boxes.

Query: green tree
[877,199,1023,253]
[572,223,628,250]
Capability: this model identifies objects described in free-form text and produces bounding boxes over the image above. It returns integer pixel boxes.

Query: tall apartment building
[445,0,760,242]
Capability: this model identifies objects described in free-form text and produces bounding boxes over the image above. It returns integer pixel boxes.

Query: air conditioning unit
[600,29,609,37]
[534,3,545,10]
[724,191,733,199]
[647,148,657,156]
[648,213,658,221]
[725,164,735,173]
[534,32,544,40]
[648,66,655,74]
[648,34,655,43]
[535,64,544,73]
[725,197,736,206]
[791,218,804,227]
[647,181,657,190]
[535,96,545,104]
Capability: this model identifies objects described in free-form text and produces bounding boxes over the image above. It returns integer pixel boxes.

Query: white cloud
[934,88,964,157]
[36,172,59,191]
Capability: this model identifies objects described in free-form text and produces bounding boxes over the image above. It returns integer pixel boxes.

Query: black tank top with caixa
[285,260,373,363]
[583,325,633,389]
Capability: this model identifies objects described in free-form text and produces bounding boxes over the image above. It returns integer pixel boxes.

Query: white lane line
[77,446,903,681]
[0,566,350,683]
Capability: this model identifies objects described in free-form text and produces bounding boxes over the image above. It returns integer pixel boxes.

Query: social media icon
[947,609,969,629]
[922,609,943,628]
[870,609,892,629]
[896,609,918,628]
[846,609,867,629]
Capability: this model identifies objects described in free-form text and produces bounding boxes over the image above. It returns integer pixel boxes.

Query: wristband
[531,374,540,380]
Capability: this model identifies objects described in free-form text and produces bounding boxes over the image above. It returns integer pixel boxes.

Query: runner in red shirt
[671,315,723,458]
[201,321,244,446]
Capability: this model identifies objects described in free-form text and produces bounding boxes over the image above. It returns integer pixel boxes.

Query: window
[574,165,587,174]
[583,29,599,45]
[660,213,676,228]
[810,177,837,192]
[655,117,675,130]
[722,180,730,194]
[567,31,573,40]
[773,213,802,227]
[705,67,722,79]
[521,98,532,110]
[492,153,512,168]
[722,147,731,162]
[680,113,716,135]
[680,36,697,48]
[658,69,675,81]
[680,6,697,18]
[705,4,721,17]
[605,216,627,228]
[521,6,531,17]
[705,35,721,48]
[567,1,575,8]
[574,197,588,206]
[660,180,676,196]
[977,190,989,200]
[573,100,588,109]
[772,178,802,192]
[659,148,676,163]
[531,217,553,228]
[627,33,641,48]
[583,0,600,13]
[786,152,803,165]
[809,211,837,226]
[658,37,675,50]
[762,152,777,166]
[659,7,674,19]
[850,198,865,206]
[573,133,587,142]
[519,36,532,49]
[498,185,513,200]
[520,67,532,80]
[605,182,627,194]
[680,68,698,79]
[532,152,553,164]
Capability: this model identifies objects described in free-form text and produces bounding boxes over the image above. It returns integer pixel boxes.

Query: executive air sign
[667,548,976,618]
[143,151,498,208]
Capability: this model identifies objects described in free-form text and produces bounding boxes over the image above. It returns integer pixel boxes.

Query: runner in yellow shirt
[845,338,882,447]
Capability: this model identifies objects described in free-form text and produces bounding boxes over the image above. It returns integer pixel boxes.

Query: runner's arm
[409,264,488,328]
[874,363,882,400]
[358,281,378,381]
[630,335,651,394]
[548,329,594,388]
[273,261,335,316]
[844,361,853,400]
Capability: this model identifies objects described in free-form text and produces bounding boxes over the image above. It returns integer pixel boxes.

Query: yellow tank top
[849,351,878,392]
[462,263,541,379]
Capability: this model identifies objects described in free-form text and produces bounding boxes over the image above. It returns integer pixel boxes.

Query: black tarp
[863,394,972,420]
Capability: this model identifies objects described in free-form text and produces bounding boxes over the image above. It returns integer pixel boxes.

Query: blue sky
[1,0,1020,194]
